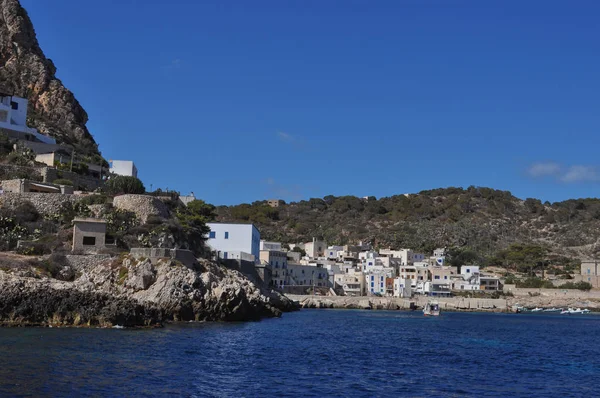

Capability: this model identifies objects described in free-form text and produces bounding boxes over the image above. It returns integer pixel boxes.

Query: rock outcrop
[0,254,298,327]
[112,195,170,223]
[0,0,101,157]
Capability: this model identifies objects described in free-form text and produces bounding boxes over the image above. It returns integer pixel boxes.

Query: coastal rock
[124,258,156,291]
[0,253,298,327]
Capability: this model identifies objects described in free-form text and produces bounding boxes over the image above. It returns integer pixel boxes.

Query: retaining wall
[0,192,77,215]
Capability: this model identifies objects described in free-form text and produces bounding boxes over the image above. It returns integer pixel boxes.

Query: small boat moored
[423,300,441,316]
[560,308,591,315]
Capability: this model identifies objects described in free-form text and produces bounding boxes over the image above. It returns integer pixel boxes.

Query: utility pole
[69,150,75,172]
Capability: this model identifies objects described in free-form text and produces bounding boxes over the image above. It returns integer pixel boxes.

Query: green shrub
[53,178,73,186]
[558,281,593,291]
[78,194,109,205]
[516,277,555,289]
[37,253,68,279]
[105,176,145,195]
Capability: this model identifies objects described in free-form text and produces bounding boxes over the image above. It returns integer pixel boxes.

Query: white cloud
[527,162,600,183]
[560,165,600,183]
[527,162,561,178]
[277,131,294,142]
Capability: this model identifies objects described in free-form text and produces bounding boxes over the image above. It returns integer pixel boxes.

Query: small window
[224,232,229,239]
[209,231,216,239]
[82,236,96,246]
[223,252,228,259]
[10,101,18,110]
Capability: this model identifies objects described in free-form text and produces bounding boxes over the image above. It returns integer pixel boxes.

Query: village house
[206,222,260,263]
[303,238,327,259]
[334,270,364,296]
[287,263,329,288]
[393,277,412,298]
[266,199,284,207]
[574,260,600,288]
[259,250,288,289]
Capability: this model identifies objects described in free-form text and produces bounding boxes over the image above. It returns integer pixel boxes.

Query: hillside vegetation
[216,186,600,262]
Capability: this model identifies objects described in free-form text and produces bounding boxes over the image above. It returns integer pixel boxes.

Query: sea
[0,310,599,397]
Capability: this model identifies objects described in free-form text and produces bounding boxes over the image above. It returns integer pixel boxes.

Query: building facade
[0,94,56,144]
[206,223,260,262]
[260,250,288,288]
[109,160,138,178]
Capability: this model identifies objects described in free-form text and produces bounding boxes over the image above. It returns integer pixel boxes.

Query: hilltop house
[109,160,138,178]
[0,94,55,144]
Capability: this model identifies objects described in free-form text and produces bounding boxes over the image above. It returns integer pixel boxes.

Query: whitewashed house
[0,94,55,144]
[109,160,138,178]
[206,223,260,263]
[393,277,412,298]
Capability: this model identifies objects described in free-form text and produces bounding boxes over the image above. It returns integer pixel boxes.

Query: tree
[176,200,216,255]
[105,176,145,195]
[292,246,307,257]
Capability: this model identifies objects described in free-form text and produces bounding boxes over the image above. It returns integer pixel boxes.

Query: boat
[543,308,562,313]
[531,307,543,312]
[560,308,591,315]
[423,300,440,316]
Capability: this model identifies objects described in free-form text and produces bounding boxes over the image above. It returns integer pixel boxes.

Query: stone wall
[113,195,170,223]
[129,247,197,268]
[0,164,43,182]
[1,179,23,193]
[0,192,77,215]
[505,287,600,299]
[42,167,102,191]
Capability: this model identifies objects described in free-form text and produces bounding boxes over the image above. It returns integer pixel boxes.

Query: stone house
[1,178,73,194]
[72,218,106,253]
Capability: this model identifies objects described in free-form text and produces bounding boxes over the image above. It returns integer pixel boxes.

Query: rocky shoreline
[287,295,508,312]
[0,254,298,327]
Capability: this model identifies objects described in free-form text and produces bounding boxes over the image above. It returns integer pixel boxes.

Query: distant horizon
[20,0,600,206]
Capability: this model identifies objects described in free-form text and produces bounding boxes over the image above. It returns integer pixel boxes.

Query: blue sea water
[0,310,599,397]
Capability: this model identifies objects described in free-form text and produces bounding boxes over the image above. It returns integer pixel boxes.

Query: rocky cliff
[0,254,297,327]
[0,0,101,159]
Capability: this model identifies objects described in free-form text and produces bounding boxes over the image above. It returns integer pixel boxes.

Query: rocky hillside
[0,254,297,327]
[215,187,600,259]
[0,0,102,160]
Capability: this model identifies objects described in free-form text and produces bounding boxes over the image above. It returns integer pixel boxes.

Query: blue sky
[20,0,600,205]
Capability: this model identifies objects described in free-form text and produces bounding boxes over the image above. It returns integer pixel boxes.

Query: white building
[393,277,412,298]
[109,160,138,178]
[379,249,426,265]
[452,265,481,291]
[304,238,327,259]
[206,223,260,262]
[260,240,282,251]
[287,264,329,288]
[0,94,55,144]
[334,270,364,296]
[325,245,343,259]
[260,250,288,288]
[365,271,386,295]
